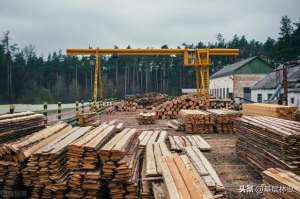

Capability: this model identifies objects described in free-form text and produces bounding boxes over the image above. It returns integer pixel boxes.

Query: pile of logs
[128,92,168,108]
[0,122,70,192]
[99,128,142,199]
[113,101,142,112]
[66,123,117,198]
[242,103,297,120]
[155,94,208,119]
[168,135,211,152]
[77,112,98,126]
[22,126,92,198]
[178,110,214,134]
[235,116,300,174]
[208,109,241,133]
[262,168,300,199]
[137,112,156,125]
[0,111,46,144]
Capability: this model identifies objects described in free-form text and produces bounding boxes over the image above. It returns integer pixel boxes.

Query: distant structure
[251,64,300,107]
[209,57,273,101]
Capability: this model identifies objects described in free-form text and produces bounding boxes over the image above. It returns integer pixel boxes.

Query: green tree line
[0,16,299,104]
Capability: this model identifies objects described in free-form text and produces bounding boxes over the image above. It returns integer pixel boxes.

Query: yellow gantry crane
[66,48,239,100]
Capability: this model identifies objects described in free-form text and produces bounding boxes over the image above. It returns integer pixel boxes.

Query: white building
[251,64,300,107]
[209,57,273,101]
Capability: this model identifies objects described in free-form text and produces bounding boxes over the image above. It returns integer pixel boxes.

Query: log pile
[99,128,142,199]
[66,123,117,198]
[0,122,70,192]
[178,110,214,134]
[207,109,242,133]
[128,92,168,108]
[22,126,92,198]
[138,130,167,149]
[77,112,97,126]
[262,168,300,199]
[137,112,156,125]
[114,101,142,112]
[168,135,211,152]
[0,111,46,144]
[155,94,208,119]
[235,116,300,174]
[242,103,297,120]
[184,146,225,195]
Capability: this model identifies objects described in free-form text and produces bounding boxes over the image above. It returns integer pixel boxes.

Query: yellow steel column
[196,66,200,96]
[98,56,103,99]
[94,49,99,101]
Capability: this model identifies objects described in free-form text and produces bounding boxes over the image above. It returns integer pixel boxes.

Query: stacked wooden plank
[262,168,300,199]
[99,128,142,199]
[0,122,70,192]
[155,94,208,119]
[178,110,214,134]
[66,123,117,198]
[167,119,184,131]
[137,112,156,125]
[184,146,225,195]
[208,109,242,133]
[168,135,211,152]
[77,112,97,126]
[242,103,297,120]
[235,116,300,174]
[0,111,46,143]
[138,130,167,149]
[22,126,92,198]
[160,153,219,199]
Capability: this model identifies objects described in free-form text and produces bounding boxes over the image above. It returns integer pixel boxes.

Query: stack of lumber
[114,101,142,112]
[235,116,300,174]
[22,126,92,198]
[155,94,208,119]
[138,130,167,149]
[168,135,211,152]
[167,119,184,131]
[242,103,297,120]
[0,111,46,144]
[0,122,70,192]
[184,146,225,195]
[140,143,171,199]
[262,168,300,199]
[160,153,221,199]
[137,112,156,125]
[99,128,142,199]
[208,109,242,133]
[178,110,214,134]
[66,123,117,198]
[78,112,97,126]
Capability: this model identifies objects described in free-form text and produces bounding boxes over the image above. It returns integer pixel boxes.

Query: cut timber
[235,116,300,174]
[242,103,297,120]
[138,130,168,149]
[168,119,184,131]
[178,110,214,134]
[137,112,156,125]
[262,168,300,199]
[77,112,97,126]
[185,146,225,193]
[168,135,211,152]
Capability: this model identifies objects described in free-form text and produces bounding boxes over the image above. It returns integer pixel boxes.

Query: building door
[243,87,251,101]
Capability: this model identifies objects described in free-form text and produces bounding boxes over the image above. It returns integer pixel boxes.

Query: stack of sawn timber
[138,130,168,149]
[208,109,242,133]
[22,126,92,198]
[242,103,297,120]
[77,112,98,126]
[262,168,300,199]
[0,122,70,193]
[0,111,46,144]
[160,153,224,199]
[99,128,142,199]
[178,110,214,134]
[66,123,117,198]
[235,116,300,174]
[155,94,208,119]
[137,112,156,125]
[168,135,211,152]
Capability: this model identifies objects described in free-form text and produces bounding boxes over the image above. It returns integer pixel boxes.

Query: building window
[267,93,272,100]
[219,88,222,98]
[226,88,229,98]
[257,94,262,103]
[290,97,295,104]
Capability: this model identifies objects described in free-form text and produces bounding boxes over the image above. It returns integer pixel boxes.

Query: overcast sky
[0,0,299,56]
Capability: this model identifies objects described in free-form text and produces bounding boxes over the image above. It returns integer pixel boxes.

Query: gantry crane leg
[98,57,103,100]
[94,52,99,101]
